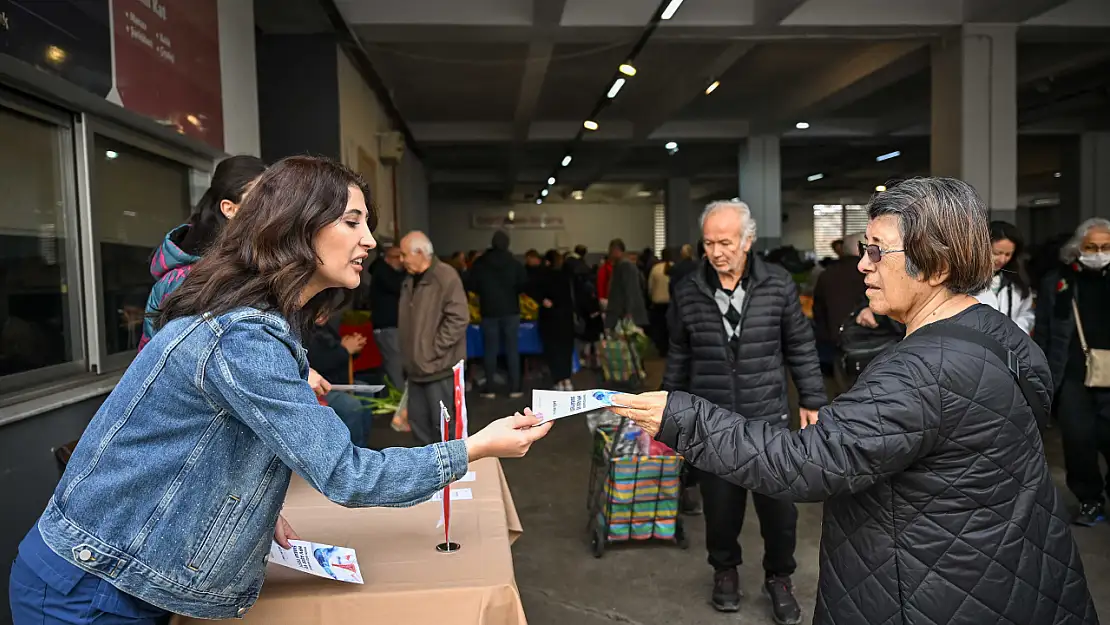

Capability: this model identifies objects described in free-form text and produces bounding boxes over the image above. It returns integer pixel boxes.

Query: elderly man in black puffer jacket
[665,200,825,624]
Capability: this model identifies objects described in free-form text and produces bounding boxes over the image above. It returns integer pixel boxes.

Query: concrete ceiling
[256,0,1110,205]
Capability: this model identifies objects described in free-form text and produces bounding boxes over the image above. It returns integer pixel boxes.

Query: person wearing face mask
[1035,217,1110,526]
[8,157,553,625]
[973,221,1034,333]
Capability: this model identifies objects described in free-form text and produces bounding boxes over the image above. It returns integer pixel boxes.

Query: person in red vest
[597,238,625,308]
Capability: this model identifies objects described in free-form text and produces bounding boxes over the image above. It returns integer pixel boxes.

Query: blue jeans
[326,390,372,446]
[481,315,521,393]
[10,527,170,625]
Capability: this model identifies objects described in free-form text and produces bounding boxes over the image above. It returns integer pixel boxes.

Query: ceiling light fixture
[664,141,678,150]
[875,185,887,192]
[541,189,549,197]
[1054,172,1061,178]
[661,0,684,20]
[548,176,556,185]
[607,78,626,99]
[535,198,542,205]
[619,63,637,77]
[583,120,598,131]
[572,190,584,200]
[636,190,652,198]
[795,121,810,130]
[705,80,720,95]
[561,155,572,167]
[807,173,824,182]
[876,150,901,162]
[105,150,119,159]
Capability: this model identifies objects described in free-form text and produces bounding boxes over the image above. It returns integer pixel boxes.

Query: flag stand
[436,399,461,554]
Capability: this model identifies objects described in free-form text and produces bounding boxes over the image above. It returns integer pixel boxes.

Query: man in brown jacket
[398,231,469,444]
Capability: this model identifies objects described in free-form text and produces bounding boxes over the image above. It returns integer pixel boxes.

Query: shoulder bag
[1071,296,1110,388]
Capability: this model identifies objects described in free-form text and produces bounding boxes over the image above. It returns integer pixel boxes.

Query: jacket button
[77,548,93,562]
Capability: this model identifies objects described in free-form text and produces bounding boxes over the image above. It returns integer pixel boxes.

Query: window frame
[0,90,87,397]
[76,114,212,374]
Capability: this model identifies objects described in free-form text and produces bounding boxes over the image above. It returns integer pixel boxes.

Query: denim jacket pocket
[187,494,241,573]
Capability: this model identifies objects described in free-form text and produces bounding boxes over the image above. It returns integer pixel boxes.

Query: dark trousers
[481,315,521,393]
[1056,377,1110,504]
[407,377,454,445]
[698,469,798,576]
[649,303,669,357]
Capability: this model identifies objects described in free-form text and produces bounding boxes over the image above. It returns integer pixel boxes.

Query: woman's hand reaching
[466,409,553,461]
[609,391,668,437]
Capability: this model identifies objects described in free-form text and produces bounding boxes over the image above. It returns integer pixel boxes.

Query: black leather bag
[837,314,903,376]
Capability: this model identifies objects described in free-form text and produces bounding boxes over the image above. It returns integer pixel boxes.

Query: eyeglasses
[859,241,904,264]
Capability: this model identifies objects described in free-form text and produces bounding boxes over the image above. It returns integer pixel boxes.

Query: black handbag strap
[912,321,1049,429]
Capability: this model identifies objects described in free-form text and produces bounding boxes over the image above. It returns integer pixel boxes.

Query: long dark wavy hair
[989,220,1030,298]
[158,156,377,336]
[177,155,268,256]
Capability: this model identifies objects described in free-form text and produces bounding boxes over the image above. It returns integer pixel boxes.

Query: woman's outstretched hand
[609,391,668,437]
[466,409,553,461]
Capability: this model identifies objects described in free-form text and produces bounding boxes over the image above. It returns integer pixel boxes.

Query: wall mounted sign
[471,212,565,230]
[0,0,223,150]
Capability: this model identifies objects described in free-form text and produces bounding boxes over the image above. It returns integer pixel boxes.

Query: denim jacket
[36,308,469,619]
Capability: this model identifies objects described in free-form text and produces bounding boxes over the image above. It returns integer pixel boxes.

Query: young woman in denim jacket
[10,156,552,624]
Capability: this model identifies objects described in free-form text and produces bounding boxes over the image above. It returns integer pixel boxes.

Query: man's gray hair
[1060,217,1110,263]
[699,200,757,243]
[405,231,435,257]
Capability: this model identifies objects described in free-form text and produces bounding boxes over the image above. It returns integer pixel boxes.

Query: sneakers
[1075,501,1107,527]
[711,569,742,612]
[763,575,803,625]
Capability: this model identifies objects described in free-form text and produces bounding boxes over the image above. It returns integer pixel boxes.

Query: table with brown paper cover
[172,457,526,625]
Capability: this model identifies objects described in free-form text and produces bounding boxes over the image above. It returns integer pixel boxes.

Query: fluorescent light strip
[807,173,824,182]
[607,78,626,99]
[876,150,901,162]
[561,155,572,167]
[705,81,719,95]
[661,0,684,19]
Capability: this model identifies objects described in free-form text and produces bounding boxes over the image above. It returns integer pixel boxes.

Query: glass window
[91,135,191,355]
[0,105,79,377]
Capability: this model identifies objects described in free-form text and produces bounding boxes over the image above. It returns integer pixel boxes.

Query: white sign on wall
[471,212,565,230]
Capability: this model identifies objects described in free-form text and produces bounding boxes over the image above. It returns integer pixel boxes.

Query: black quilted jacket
[658,304,1098,625]
[664,256,826,424]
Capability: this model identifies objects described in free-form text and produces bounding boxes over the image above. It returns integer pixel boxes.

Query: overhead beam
[503,0,568,196]
[354,24,949,44]
[751,42,930,134]
[752,0,808,25]
[568,41,757,190]
[963,0,1070,23]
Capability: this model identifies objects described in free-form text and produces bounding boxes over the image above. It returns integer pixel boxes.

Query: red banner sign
[112,0,223,149]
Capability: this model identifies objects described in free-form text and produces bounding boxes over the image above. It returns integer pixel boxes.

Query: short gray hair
[699,200,757,243]
[867,177,992,295]
[404,231,435,257]
[1060,217,1110,263]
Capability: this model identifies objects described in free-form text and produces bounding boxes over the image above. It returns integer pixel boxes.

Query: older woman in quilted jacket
[613,178,1098,625]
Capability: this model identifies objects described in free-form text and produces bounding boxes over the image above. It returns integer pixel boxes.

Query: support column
[665,177,697,249]
[931,25,1017,224]
[1077,132,1110,222]
[738,135,782,250]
